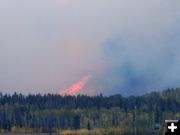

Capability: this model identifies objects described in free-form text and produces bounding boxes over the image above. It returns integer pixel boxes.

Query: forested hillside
[0,88,179,134]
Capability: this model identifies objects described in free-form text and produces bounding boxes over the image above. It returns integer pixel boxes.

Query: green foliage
[0,88,179,134]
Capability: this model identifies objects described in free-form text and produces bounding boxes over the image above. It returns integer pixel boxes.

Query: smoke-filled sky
[0,0,180,96]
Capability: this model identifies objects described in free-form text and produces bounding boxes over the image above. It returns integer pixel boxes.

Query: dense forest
[0,88,180,135]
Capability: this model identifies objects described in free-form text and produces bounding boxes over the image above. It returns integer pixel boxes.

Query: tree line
[0,88,179,133]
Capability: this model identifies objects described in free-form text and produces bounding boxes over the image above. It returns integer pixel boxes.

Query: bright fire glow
[60,75,92,96]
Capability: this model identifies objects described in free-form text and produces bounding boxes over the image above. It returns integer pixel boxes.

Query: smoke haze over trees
[0,0,180,95]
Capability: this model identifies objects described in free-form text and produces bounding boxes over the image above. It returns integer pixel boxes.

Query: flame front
[60,75,92,96]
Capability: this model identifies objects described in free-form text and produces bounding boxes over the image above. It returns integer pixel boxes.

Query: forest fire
[59,75,92,96]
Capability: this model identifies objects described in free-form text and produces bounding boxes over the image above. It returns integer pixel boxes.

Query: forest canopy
[0,88,179,134]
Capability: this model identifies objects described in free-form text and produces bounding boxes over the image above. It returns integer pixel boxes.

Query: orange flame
[60,75,92,96]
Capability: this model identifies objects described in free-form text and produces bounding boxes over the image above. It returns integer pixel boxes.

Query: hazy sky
[0,0,180,96]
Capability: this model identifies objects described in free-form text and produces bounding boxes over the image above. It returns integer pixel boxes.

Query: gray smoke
[0,0,179,95]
